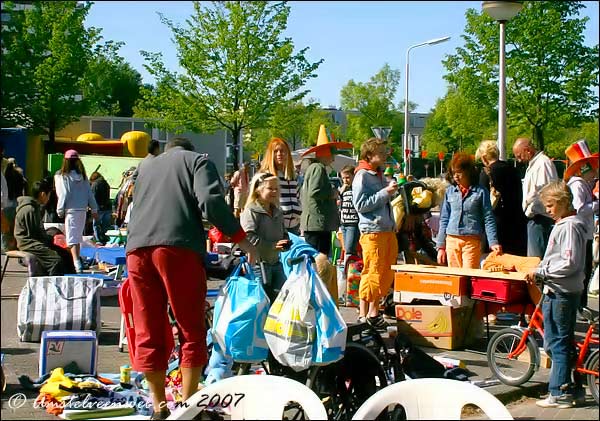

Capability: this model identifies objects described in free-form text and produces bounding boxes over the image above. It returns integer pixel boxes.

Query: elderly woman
[436,152,501,269]
[476,140,528,255]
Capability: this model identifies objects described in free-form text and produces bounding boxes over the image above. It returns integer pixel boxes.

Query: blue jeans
[527,216,554,258]
[340,225,359,256]
[93,210,112,244]
[542,290,580,396]
[254,261,286,302]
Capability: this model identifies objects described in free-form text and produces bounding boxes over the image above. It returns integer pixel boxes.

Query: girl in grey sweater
[241,172,290,301]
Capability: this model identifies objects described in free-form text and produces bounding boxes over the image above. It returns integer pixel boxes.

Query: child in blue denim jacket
[436,153,501,268]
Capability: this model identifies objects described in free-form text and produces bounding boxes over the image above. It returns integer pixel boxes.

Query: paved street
[1,256,598,419]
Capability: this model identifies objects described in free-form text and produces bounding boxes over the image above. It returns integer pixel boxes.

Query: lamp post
[404,36,450,176]
[482,1,522,160]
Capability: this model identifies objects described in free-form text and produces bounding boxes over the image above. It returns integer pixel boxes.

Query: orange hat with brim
[564,139,599,181]
[302,124,353,157]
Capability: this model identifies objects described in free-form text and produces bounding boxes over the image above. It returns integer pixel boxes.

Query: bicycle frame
[575,321,599,377]
[506,300,544,360]
[506,296,599,379]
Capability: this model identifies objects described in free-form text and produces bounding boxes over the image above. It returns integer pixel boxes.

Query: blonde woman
[240,172,290,301]
[260,138,301,234]
[476,140,527,255]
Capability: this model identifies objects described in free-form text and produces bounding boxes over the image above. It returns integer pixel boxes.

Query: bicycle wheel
[585,349,599,405]
[310,343,388,420]
[487,327,537,386]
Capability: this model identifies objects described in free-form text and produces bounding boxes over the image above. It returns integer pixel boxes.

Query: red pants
[126,246,207,372]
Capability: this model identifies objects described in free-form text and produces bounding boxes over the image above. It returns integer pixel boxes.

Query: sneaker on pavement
[367,315,388,331]
[357,316,367,324]
[536,394,573,408]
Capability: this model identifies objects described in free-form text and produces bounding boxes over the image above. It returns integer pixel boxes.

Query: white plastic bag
[264,258,315,372]
[264,256,347,371]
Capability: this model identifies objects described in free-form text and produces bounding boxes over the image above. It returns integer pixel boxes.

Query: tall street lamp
[482,1,522,160]
[404,36,450,175]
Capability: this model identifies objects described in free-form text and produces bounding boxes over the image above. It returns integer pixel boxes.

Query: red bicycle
[486,296,599,404]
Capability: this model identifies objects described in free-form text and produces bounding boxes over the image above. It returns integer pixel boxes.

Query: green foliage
[340,64,407,149]
[84,41,144,117]
[0,1,99,147]
[444,1,599,151]
[134,1,322,169]
[422,87,496,154]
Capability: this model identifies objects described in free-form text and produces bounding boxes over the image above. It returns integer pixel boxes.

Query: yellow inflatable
[76,133,104,142]
[122,131,150,158]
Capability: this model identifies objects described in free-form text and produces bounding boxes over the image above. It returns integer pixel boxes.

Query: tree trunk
[533,125,544,152]
[231,127,241,172]
[47,120,56,155]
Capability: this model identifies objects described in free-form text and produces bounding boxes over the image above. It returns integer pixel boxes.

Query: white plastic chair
[167,374,328,420]
[352,378,513,420]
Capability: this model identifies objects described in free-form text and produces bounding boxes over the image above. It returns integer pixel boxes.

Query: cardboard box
[393,290,472,307]
[539,348,552,369]
[395,303,480,350]
[394,272,469,297]
[39,331,98,377]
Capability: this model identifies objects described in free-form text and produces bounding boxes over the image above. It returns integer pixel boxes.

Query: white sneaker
[536,394,573,408]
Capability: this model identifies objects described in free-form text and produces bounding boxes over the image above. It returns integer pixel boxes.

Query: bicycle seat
[581,307,599,324]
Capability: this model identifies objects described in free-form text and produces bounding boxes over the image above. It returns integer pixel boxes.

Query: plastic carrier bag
[264,255,347,371]
[212,257,270,363]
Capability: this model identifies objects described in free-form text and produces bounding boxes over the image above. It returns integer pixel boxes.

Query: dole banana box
[395,303,479,350]
[394,272,469,297]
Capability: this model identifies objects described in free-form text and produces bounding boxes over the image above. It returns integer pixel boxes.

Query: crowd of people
[1,129,598,417]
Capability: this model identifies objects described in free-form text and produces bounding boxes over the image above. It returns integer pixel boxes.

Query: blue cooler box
[39,330,98,377]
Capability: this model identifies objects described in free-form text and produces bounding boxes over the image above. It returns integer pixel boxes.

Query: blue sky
[85,1,599,114]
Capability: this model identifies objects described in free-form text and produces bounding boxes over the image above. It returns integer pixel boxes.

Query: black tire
[487,327,537,386]
[309,343,388,420]
[585,349,599,405]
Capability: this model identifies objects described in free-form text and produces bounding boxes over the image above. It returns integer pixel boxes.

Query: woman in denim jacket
[436,153,501,268]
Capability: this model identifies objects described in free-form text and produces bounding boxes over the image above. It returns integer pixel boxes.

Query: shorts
[65,210,87,246]
[359,232,398,302]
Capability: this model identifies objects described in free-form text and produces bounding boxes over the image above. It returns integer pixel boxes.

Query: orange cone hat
[302,125,353,157]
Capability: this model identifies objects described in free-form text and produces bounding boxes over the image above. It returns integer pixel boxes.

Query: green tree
[444,1,599,151]
[340,64,404,148]
[0,1,99,150]
[84,41,144,117]
[134,1,322,170]
[422,87,497,154]
[268,100,318,150]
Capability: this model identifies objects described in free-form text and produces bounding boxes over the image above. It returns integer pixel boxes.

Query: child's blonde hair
[360,137,387,161]
[246,172,280,207]
[539,181,574,211]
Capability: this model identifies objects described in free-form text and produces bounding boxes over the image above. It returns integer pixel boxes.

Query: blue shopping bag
[308,258,347,365]
[212,257,270,363]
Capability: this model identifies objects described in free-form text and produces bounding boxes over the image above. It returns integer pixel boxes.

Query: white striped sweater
[279,176,301,229]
